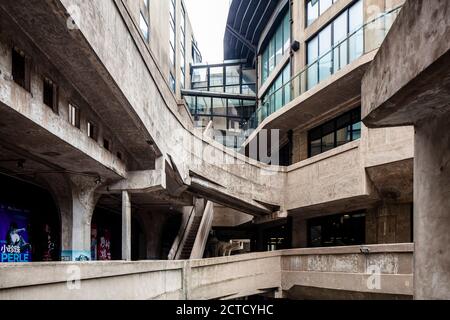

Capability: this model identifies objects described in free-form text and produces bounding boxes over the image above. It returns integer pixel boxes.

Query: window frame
[307,107,361,158]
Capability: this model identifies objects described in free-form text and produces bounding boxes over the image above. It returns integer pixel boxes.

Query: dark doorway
[0,173,60,262]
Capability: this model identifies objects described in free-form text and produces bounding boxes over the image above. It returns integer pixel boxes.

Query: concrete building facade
[0,0,448,300]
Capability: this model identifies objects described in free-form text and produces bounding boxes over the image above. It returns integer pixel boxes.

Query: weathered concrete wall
[0,244,413,300]
[212,205,253,228]
[365,203,412,244]
[362,0,450,127]
[0,38,127,180]
[281,244,413,299]
[286,141,376,215]
[414,115,450,300]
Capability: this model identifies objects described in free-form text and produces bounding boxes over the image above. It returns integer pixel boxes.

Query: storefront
[307,211,366,247]
[0,173,60,262]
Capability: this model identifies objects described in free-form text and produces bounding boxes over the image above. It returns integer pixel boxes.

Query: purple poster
[0,204,32,262]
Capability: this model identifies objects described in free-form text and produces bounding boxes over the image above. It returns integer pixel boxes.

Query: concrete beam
[362,0,450,127]
[106,170,166,193]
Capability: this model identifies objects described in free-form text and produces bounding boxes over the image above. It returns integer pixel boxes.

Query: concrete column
[68,175,100,261]
[414,115,450,299]
[122,191,132,261]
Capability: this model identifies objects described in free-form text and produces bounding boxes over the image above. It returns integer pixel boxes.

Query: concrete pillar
[122,191,131,261]
[414,115,450,299]
[67,175,100,261]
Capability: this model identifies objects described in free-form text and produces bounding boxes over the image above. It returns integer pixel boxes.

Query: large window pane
[268,39,275,74]
[319,0,333,15]
[275,25,283,65]
[349,0,363,33]
[212,98,227,115]
[283,13,291,52]
[321,132,335,153]
[307,0,319,26]
[228,99,241,117]
[307,62,318,90]
[333,12,348,72]
[262,49,269,83]
[283,63,291,104]
[209,67,223,86]
[318,25,332,81]
[197,96,211,114]
[226,65,240,85]
[192,68,208,89]
[319,25,332,55]
[307,37,318,63]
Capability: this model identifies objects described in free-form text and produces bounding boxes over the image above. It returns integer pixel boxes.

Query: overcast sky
[185,0,231,63]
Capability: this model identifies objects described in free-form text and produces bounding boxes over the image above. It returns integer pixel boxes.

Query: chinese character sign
[0,205,32,262]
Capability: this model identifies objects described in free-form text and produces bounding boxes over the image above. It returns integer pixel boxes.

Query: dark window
[12,48,30,91]
[308,107,361,157]
[43,78,58,112]
[308,211,366,247]
[117,152,122,160]
[69,104,80,128]
[87,122,97,140]
[103,139,110,151]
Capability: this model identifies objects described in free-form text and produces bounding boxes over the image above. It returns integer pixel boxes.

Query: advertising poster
[0,204,32,263]
[91,223,98,261]
[98,228,111,261]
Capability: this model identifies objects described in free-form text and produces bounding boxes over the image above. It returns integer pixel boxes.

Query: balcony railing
[240,6,402,143]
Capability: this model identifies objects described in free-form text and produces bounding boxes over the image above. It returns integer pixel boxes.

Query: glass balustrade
[240,6,402,143]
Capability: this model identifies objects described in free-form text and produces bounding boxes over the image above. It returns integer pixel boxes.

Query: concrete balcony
[285,140,377,216]
[281,243,413,299]
[0,244,413,300]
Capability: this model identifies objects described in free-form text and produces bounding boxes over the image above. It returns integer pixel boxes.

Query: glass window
[212,98,227,116]
[307,0,319,26]
[307,0,364,89]
[261,11,290,85]
[225,65,240,85]
[282,63,291,104]
[308,107,362,157]
[262,50,269,83]
[227,99,241,117]
[196,96,211,114]
[308,212,366,247]
[192,68,208,88]
[349,0,364,62]
[275,25,283,65]
[318,25,332,81]
[169,72,176,93]
[333,12,348,72]
[68,104,80,128]
[319,0,333,15]
[209,67,223,87]
[139,13,149,41]
[225,85,240,94]
[283,13,291,52]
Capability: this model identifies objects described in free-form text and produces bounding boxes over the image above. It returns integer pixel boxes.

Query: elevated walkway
[0,244,413,300]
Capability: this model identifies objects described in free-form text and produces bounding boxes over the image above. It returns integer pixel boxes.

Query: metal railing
[240,6,402,143]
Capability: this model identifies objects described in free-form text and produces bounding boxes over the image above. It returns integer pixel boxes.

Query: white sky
[185,0,231,63]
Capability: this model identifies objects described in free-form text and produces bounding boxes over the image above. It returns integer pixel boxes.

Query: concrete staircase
[168,199,214,260]
[179,215,203,259]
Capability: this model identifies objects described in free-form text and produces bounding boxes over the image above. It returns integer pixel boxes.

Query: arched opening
[0,172,60,262]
